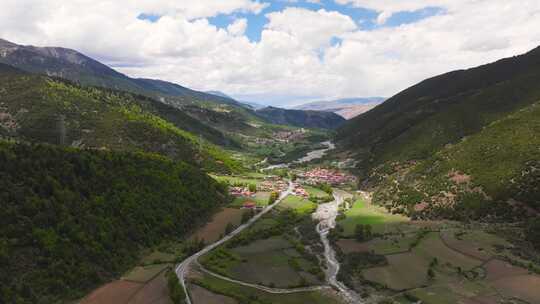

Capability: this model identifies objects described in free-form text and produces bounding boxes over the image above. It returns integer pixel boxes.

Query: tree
[526,218,540,249]
[364,224,373,240]
[427,268,435,280]
[355,224,365,241]
[269,191,279,204]
[241,210,253,224]
[225,222,235,234]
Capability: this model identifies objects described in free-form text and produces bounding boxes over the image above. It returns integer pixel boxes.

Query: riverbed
[262,141,335,171]
[314,191,362,304]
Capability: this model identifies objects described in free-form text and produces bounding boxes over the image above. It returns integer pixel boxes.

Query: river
[313,191,362,303]
[262,141,335,171]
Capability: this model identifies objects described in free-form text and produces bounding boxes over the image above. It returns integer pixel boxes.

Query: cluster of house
[229,187,255,197]
[299,168,356,185]
[258,179,288,192]
[273,129,306,142]
[292,183,309,198]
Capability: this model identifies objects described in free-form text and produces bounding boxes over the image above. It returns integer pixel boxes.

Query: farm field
[81,270,172,304]
[190,208,247,243]
[337,219,540,304]
[201,236,323,288]
[337,199,408,236]
[189,271,341,304]
[362,232,482,291]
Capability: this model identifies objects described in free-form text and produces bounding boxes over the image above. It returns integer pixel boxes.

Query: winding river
[313,191,362,303]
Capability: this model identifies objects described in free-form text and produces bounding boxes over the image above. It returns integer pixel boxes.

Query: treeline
[0,142,228,303]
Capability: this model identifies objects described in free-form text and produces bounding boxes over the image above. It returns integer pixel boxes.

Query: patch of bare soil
[129,271,172,304]
[491,274,540,304]
[484,259,528,281]
[189,284,238,304]
[191,208,245,243]
[336,239,370,254]
[80,281,142,304]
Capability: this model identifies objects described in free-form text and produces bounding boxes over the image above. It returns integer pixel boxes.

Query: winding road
[175,181,294,304]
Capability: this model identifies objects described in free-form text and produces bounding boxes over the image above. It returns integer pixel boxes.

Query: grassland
[337,199,408,235]
[277,195,317,214]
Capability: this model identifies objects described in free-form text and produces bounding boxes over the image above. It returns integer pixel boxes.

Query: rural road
[175,181,294,304]
[196,260,331,294]
[314,191,363,304]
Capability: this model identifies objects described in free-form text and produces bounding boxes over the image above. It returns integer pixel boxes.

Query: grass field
[190,272,341,304]
[230,192,271,208]
[338,199,408,236]
[278,195,317,214]
[211,175,263,187]
[303,186,329,198]
[440,229,511,261]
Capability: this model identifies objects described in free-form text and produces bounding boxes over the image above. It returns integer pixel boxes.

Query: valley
[1,15,540,304]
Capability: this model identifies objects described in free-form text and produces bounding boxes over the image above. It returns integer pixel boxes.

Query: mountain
[295,97,385,119]
[0,63,240,172]
[240,100,266,110]
[256,106,346,129]
[336,45,540,219]
[0,141,229,303]
[0,38,243,108]
[205,90,233,99]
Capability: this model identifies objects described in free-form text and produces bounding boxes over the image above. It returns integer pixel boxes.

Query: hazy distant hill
[256,106,346,129]
[295,97,385,119]
[336,45,540,220]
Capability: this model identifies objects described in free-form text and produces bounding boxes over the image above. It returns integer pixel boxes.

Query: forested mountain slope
[337,46,540,168]
[371,101,540,220]
[0,64,240,172]
[0,142,229,303]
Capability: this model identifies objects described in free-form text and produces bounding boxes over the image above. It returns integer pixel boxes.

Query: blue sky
[206,0,444,43]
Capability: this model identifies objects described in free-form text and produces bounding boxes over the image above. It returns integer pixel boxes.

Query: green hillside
[0,64,240,172]
[334,46,540,220]
[337,46,540,170]
[372,100,540,220]
[0,141,229,303]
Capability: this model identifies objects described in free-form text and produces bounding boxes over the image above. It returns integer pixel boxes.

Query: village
[227,167,356,210]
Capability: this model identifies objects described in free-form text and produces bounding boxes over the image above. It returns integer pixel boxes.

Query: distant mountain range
[256,106,345,129]
[0,38,341,130]
[295,97,385,119]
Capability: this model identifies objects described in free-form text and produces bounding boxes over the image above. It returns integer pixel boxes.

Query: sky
[1,1,540,107]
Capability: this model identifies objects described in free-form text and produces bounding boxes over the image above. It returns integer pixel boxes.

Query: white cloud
[227,18,248,36]
[265,8,356,49]
[0,0,540,104]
